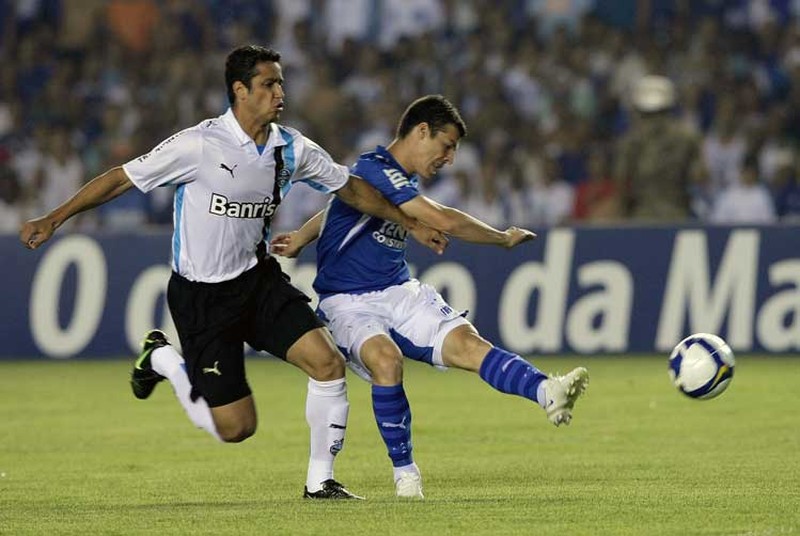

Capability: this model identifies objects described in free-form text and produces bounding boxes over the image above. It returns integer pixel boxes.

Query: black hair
[225,45,281,105]
[396,95,467,139]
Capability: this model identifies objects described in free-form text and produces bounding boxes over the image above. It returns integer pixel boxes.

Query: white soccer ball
[668,333,735,400]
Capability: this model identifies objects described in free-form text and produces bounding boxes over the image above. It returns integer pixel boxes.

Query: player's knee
[217,421,257,443]
[365,349,403,384]
[306,349,346,381]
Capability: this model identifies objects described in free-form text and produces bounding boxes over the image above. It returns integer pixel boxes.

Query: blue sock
[479,347,547,403]
[372,383,413,467]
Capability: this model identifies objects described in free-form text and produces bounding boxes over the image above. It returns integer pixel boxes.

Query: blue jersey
[313,146,420,298]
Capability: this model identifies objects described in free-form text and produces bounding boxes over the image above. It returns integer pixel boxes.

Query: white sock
[305,377,349,492]
[150,346,221,442]
[393,462,421,483]
[536,380,548,409]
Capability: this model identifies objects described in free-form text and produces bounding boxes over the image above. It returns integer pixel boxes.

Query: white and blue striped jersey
[314,146,419,298]
[122,108,349,283]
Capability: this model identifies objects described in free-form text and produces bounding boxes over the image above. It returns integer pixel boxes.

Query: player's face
[242,61,285,123]
[415,123,460,180]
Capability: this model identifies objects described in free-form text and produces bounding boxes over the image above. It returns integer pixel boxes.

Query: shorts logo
[209,193,278,218]
[202,361,222,376]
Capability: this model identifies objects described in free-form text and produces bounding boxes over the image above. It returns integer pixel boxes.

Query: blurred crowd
[2,0,800,235]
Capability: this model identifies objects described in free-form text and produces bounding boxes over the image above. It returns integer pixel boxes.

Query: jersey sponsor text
[208,192,278,218]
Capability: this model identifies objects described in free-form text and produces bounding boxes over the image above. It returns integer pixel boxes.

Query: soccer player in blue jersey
[19,46,448,500]
[271,94,589,499]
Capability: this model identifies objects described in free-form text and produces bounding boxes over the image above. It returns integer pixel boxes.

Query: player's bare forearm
[270,210,323,258]
[20,166,133,249]
[401,197,536,248]
[335,176,447,254]
[335,176,418,230]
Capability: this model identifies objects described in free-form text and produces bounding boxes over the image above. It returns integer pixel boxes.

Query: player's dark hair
[225,45,282,105]
[396,95,467,139]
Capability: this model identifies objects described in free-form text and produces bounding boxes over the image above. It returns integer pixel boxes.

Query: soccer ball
[668,333,735,400]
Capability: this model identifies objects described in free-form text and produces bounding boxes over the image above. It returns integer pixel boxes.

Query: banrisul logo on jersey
[208,193,278,218]
[372,221,408,249]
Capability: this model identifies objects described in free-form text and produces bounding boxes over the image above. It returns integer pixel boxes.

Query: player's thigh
[167,272,253,409]
[391,281,470,367]
[318,294,394,382]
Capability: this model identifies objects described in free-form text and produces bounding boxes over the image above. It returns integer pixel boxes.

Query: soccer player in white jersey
[19,46,448,500]
[270,95,589,499]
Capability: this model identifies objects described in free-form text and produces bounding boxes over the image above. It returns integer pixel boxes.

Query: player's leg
[245,259,361,499]
[131,329,222,441]
[440,324,589,426]
[318,292,423,498]
[284,325,361,498]
[132,269,260,443]
[358,334,423,499]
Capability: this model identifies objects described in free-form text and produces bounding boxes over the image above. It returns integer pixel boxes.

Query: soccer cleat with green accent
[130,329,169,400]
[303,479,365,500]
[541,367,589,426]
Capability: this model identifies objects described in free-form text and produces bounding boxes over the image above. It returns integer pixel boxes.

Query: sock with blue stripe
[478,347,549,408]
[372,383,414,468]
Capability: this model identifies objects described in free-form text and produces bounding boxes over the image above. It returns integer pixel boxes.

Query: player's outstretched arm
[270,210,324,258]
[20,166,134,250]
[334,175,447,254]
[400,195,536,248]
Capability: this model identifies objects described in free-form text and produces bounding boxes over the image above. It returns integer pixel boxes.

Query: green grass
[1,356,798,535]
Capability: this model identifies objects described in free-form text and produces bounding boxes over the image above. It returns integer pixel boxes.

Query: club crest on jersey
[209,193,278,218]
[277,168,291,188]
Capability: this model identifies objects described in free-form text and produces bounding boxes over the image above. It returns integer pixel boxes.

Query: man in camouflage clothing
[614,75,705,221]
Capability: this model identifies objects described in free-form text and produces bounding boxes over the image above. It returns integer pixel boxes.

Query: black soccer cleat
[130,329,169,400]
[303,479,365,500]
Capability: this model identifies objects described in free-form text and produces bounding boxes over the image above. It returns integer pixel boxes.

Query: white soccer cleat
[541,367,589,426]
[395,472,424,499]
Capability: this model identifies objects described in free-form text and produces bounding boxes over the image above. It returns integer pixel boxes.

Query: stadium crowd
[2,0,800,234]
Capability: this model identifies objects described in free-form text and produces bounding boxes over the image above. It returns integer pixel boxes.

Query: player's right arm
[19,167,134,249]
[399,194,536,248]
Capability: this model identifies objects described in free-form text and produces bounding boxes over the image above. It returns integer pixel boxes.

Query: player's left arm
[400,194,536,248]
[335,175,448,254]
[270,210,324,258]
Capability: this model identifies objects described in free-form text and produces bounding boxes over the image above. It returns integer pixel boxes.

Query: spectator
[709,153,777,224]
[528,151,575,226]
[703,94,748,200]
[614,75,704,221]
[572,146,621,223]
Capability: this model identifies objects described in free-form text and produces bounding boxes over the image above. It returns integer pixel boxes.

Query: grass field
[1,356,798,535]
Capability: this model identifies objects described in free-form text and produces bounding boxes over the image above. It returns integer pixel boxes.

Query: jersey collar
[221,108,287,149]
[374,145,409,175]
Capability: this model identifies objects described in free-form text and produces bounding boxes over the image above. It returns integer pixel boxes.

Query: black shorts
[167,257,324,407]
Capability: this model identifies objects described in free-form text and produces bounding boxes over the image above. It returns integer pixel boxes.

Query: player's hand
[410,223,449,255]
[270,232,305,258]
[19,216,57,250]
[502,227,536,249]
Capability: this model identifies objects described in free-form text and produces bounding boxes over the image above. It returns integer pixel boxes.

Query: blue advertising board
[2,225,798,359]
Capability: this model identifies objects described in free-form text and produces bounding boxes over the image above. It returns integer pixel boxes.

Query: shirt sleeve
[122,128,201,193]
[353,159,419,206]
[290,135,350,193]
